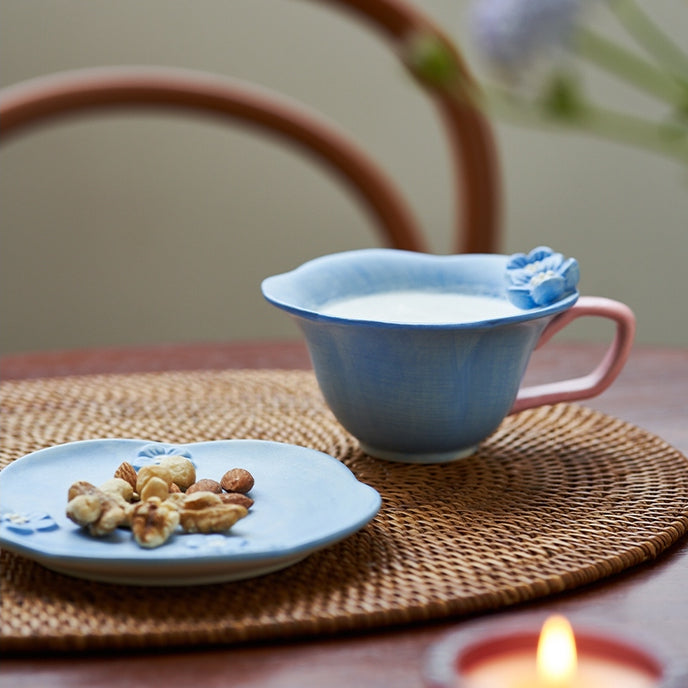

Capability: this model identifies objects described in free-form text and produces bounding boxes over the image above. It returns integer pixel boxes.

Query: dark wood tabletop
[1,340,687,688]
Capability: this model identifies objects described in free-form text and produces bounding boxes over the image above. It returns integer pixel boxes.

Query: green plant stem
[609,0,688,77]
[483,85,688,165]
[576,26,685,106]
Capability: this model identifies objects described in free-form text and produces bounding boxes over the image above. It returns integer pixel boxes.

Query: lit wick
[536,615,577,687]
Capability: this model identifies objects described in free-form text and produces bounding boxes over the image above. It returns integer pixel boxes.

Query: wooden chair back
[0,0,500,254]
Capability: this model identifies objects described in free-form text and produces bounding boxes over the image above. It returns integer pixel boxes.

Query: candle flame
[536,615,578,686]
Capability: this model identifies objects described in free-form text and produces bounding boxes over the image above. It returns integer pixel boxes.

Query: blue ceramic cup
[262,249,635,463]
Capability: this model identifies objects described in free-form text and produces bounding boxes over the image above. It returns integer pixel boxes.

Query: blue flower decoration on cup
[506,246,580,309]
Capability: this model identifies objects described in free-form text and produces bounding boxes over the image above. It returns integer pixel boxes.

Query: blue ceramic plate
[0,439,381,586]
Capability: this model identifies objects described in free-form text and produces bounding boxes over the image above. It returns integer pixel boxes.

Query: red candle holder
[423,613,687,688]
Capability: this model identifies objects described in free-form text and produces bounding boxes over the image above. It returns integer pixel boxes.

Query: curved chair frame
[0,0,500,253]
[324,0,501,253]
[1,67,427,252]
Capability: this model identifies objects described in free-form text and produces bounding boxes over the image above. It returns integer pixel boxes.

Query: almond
[113,461,138,491]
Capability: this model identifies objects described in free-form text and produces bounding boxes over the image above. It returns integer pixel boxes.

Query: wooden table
[1,340,687,687]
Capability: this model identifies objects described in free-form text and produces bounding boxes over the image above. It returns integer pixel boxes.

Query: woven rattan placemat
[2,369,688,654]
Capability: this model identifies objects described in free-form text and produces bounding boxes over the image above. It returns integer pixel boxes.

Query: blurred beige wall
[1,0,687,354]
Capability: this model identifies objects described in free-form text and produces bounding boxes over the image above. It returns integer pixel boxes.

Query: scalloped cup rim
[262,249,579,328]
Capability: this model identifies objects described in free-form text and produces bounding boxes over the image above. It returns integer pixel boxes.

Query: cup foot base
[359,442,478,464]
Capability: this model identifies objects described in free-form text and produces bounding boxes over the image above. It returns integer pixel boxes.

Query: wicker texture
[1,369,687,654]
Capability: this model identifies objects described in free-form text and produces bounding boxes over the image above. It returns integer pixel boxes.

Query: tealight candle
[463,615,655,688]
[423,614,685,688]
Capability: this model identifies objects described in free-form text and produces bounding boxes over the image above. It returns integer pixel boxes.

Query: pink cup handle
[510,296,636,414]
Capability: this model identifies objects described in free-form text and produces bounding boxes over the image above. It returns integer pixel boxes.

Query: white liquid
[320,290,522,324]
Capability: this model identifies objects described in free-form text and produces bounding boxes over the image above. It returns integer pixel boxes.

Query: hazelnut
[220,468,254,494]
[186,478,222,495]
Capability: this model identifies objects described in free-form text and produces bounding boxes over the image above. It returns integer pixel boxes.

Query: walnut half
[66,481,127,536]
[131,497,180,549]
[179,499,248,534]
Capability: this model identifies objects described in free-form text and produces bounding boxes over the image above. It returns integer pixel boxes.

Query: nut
[98,478,136,521]
[220,468,254,494]
[66,481,126,536]
[113,461,137,491]
[165,492,187,510]
[186,478,222,495]
[99,477,135,503]
[68,480,99,502]
[158,455,196,491]
[219,492,254,509]
[140,475,170,502]
[179,503,248,534]
[135,465,173,494]
[131,497,180,548]
[183,491,223,510]
[66,459,255,547]
[65,494,102,527]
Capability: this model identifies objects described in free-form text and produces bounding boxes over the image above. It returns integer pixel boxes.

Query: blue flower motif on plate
[1,511,59,535]
[505,246,580,309]
[181,533,251,555]
[132,443,195,471]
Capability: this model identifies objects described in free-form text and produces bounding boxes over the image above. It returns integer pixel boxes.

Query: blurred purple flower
[470,0,583,74]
